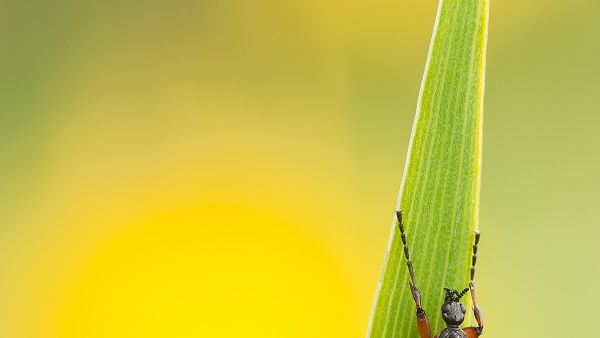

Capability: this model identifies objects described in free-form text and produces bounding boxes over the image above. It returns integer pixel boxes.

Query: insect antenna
[469,230,484,333]
[397,210,423,310]
[457,287,469,299]
[444,287,454,303]
[470,231,480,283]
[398,211,416,286]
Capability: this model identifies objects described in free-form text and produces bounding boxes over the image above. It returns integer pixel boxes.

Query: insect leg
[397,210,431,338]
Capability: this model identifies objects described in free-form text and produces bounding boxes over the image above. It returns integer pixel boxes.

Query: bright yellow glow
[57,203,354,337]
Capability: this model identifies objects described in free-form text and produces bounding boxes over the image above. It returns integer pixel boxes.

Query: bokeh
[1,0,598,337]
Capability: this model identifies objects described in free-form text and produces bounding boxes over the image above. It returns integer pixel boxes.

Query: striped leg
[397,210,431,338]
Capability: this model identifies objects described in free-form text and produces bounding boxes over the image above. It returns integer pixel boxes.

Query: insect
[396,210,484,338]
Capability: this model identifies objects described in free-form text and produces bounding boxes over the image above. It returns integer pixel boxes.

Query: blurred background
[1,0,599,337]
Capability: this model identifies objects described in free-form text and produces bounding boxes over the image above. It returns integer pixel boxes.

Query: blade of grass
[367,0,489,337]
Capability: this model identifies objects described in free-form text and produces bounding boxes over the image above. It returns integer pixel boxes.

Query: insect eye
[460,303,466,313]
[442,304,451,313]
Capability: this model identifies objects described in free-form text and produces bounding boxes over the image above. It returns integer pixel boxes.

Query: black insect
[396,210,484,338]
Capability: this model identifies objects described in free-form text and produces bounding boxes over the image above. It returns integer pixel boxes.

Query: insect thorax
[438,327,467,338]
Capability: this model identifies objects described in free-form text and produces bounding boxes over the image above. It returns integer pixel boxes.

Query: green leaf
[367,1,489,337]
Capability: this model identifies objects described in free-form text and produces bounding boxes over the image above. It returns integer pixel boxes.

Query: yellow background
[1,0,598,337]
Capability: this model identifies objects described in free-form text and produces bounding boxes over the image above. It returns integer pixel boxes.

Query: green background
[1,0,598,337]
